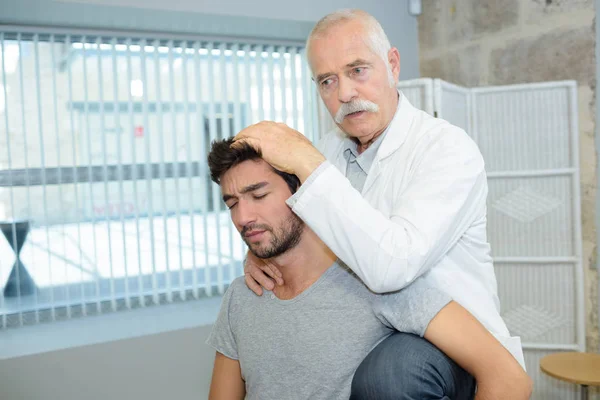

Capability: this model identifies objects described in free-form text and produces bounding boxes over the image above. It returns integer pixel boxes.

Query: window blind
[0,29,319,328]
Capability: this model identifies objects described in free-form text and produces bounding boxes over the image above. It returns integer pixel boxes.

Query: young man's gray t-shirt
[206,262,451,400]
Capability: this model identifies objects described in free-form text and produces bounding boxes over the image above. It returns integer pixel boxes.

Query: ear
[388,47,401,81]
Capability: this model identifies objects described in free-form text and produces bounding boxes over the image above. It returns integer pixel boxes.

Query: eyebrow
[222,181,269,203]
[315,59,374,82]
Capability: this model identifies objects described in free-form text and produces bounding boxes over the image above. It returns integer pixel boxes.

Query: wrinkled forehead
[219,159,279,192]
[308,25,379,75]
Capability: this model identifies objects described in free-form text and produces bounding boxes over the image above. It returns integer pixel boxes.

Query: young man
[206,138,531,400]
[234,9,525,396]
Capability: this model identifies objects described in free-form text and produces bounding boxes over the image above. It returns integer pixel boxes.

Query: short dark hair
[207,138,301,195]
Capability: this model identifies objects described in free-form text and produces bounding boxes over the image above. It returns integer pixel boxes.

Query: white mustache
[334,99,380,124]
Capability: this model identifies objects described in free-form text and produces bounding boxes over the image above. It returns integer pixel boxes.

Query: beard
[242,214,305,259]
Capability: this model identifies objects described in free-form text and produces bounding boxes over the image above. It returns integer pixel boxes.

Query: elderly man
[234,8,526,398]
[206,138,531,400]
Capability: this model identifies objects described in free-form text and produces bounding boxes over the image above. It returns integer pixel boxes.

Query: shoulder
[414,110,474,146]
[329,262,376,295]
[408,111,483,167]
[222,276,254,307]
[227,276,255,298]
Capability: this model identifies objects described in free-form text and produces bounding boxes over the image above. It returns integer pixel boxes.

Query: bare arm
[208,352,245,400]
[425,302,533,400]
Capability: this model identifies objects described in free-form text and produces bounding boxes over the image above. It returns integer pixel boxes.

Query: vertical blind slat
[140,39,159,305]
[193,41,212,298]
[96,37,117,312]
[50,34,71,318]
[81,37,102,314]
[168,41,185,300]
[111,37,131,310]
[266,46,275,121]
[125,38,146,308]
[289,47,299,131]
[34,33,56,321]
[232,44,247,275]
[256,45,265,122]
[206,42,224,295]
[182,41,198,299]
[17,33,37,325]
[1,33,11,328]
[155,41,175,303]
[154,40,172,303]
[240,44,253,266]
[218,43,236,286]
[65,35,88,317]
[278,46,287,126]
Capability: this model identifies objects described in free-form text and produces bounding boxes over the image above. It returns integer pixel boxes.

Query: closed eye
[253,193,268,200]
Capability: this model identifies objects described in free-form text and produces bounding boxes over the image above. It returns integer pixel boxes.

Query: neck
[265,228,336,299]
[355,89,399,155]
[356,132,383,154]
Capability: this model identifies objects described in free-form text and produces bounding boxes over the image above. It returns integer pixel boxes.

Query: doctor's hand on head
[232,121,326,183]
[244,251,284,296]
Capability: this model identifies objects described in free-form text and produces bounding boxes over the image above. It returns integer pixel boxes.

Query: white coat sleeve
[287,129,487,293]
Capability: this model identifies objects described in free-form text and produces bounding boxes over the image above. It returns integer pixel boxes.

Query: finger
[250,267,275,291]
[232,122,263,142]
[273,274,284,286]
[263,264,284,286]
[232,131,247,142]
[230,137,261,153]
[245,273,263,296]
[245,257,275,290]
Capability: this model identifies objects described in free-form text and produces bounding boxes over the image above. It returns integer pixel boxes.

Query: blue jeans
[350,332,476,400]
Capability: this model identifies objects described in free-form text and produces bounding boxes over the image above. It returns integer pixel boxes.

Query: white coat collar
[376,90,417,160]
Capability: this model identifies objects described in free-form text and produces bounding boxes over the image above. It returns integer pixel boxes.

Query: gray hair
[306,9,395,86]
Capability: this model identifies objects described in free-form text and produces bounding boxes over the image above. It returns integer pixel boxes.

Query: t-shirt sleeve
[205,283,239,360]
[373,276,452,337]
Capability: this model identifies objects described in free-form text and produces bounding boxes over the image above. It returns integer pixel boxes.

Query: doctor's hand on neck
[244,250,284,296]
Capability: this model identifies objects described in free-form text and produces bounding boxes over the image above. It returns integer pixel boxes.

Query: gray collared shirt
[288,130,386,207]
[342,131,387,193]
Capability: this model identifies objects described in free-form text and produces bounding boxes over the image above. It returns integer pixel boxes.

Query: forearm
[290,164,417,292]
[474,376,533,400]
[425,302,532,400]
[209,352,245,400]
[289,163,484,293]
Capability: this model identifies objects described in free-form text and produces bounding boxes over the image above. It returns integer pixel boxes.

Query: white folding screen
[472,81,583,400]
[396,78,434,115]
[433,79,472,137]
[398,78,584,400]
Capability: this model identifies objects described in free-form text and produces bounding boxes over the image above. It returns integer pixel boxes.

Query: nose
[337,76,358,104]
[231,200,257,232]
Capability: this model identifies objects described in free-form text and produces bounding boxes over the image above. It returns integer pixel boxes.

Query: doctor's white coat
[287,93,526,368]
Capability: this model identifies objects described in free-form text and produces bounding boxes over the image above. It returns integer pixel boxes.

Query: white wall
[20,0,421,79]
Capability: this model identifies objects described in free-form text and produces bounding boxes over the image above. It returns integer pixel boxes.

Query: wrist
[296,154,326,183]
